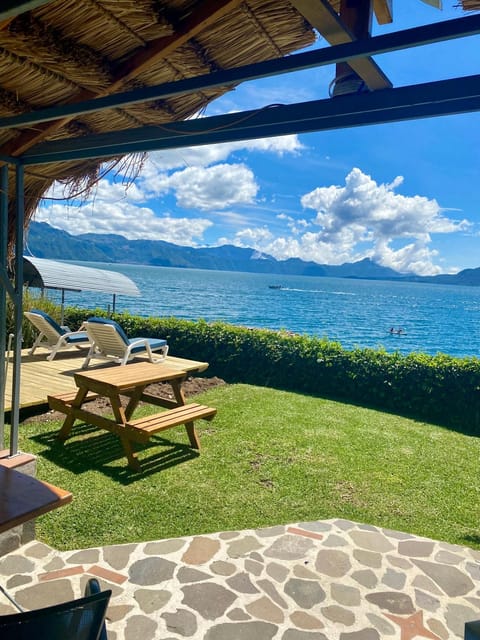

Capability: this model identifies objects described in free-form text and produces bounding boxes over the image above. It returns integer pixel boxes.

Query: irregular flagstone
[323,534,348,547]
[331,583,361,607]
[321,604,355,626]
[245,558,264,576]
[177,567,212,583]
[226,571,260,594]
[0,554,35,574]
[103,544,137,570]
[145,539,186,555]
[162,608,197,637]
[284,578,326,608]
[412,559,475,596]
[366,612,396,635]
[228,607,251,620]
[445,603,479,637]
[365,591,415,614]
[351,569,378,588]
[210,560,236,576]
[386,555,413,570]
[134,588,171,613]
[266,561,289,582]
[129,557,176,585]
[353,549,382,568]
[465,562,480,581]
[204,621,278,639]
[290,610,325,629]
[349,530,395,553]
[412,575,444,595]
[293,565,321,580]
[434,550,463,565]
[257,578,288,608]
[339,629,380,640]
[257,525,287,538]
[282,630,329,640]
[14,579,75,610]
[398,540,436,557]
[6,574,32,588]
[381,568,406,590]
[124,614,157,639]
[245,595,285,623]
[182,537,220,565]
[315,549,351,577]
[181,582,237,619]
[66,549,100,564]
[428,618,450,640]
[414,589,441,612]
[227,536,263,558]
[264,535,314,561]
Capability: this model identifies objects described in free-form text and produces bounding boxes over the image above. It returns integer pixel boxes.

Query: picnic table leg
[118,434,142,472]
[185,422,201,450]
[57,387,89,441]
[124,385,148,420]
[109,394,141,471]
[170,376,187,406]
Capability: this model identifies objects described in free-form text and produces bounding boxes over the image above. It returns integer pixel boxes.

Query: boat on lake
[268,285,283,289]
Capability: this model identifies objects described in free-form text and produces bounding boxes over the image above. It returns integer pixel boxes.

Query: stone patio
[0,519,479,639]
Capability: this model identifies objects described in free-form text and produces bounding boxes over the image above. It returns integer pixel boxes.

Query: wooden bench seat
[124,403,217,447]
[48,390,99,412]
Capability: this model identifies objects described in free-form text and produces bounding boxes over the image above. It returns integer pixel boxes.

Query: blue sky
[35,0,480,276]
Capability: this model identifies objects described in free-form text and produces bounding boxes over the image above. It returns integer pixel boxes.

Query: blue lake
[46,262,480,359]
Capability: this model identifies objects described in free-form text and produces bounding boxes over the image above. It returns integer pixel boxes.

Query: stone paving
[0,519,479,639]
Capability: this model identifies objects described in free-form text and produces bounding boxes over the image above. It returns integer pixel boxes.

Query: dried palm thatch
[0,0,316,254]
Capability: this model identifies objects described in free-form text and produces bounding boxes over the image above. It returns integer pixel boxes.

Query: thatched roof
[0,0,317,250]
[0,0,478,254]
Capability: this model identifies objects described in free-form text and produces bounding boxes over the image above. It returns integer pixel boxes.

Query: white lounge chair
[24,309,90,361]
[82,317,168,368]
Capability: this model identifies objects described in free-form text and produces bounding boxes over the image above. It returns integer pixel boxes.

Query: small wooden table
[48,362,216,471]
[0,465,72,533]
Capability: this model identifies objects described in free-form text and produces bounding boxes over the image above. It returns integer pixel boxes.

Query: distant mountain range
[26,221,480,286]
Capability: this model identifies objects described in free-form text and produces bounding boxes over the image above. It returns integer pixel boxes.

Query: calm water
[47,262,480,359]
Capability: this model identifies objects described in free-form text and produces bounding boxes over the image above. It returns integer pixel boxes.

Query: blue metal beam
[20,74,480,165]
[1,14,479,132]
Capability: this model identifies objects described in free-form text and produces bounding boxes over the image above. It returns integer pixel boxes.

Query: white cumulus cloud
[222,168,470,275]
[34,200,212,245]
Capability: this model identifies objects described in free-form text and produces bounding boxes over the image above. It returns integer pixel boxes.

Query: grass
[13,383,480,551]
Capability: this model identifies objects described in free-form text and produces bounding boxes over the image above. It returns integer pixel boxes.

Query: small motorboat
[268,285,282,289]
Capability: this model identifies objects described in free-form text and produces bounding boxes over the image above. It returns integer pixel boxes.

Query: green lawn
[14,384,480,551]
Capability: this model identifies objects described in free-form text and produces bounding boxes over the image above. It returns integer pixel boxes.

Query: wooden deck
[3,349,209,412]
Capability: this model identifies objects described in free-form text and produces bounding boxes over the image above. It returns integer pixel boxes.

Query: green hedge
[58,308,480,434]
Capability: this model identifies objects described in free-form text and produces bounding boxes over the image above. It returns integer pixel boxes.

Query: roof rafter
[20,74,480,165]
[290,0,392,89]
[4,0,243,157]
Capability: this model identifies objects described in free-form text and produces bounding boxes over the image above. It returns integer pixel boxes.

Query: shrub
[59,309,480,434]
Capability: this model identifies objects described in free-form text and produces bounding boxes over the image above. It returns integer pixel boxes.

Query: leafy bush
[60,309,480,434]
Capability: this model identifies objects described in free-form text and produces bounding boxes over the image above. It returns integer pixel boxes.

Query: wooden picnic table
[48,361,216,471]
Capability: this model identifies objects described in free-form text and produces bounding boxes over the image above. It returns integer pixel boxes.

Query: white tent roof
[23,256,140,297]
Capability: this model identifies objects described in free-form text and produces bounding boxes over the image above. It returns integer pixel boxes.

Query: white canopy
[23,256,140,321]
